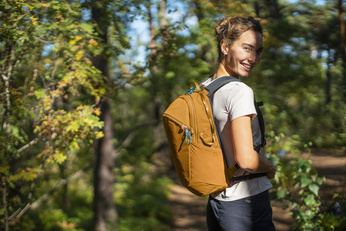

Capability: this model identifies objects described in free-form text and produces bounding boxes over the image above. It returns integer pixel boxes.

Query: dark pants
[206,190,276,231]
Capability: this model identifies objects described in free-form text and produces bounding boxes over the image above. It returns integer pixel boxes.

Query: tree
[0,0,104,229]
[90,0,118,230]
[86,0,145,229]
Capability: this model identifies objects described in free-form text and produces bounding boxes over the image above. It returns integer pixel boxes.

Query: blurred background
[0,0,345,230]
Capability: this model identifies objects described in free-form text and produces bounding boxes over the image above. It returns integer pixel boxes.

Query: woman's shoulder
[219,81,254,96]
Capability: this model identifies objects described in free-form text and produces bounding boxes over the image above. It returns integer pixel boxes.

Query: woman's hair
[215,16,263,64]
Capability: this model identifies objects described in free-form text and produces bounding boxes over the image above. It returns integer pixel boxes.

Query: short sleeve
[225,83,257,121]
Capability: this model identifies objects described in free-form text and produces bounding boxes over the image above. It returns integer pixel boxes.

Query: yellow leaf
[94,108,101,116]
[75,50,84,61]
[0,165,9,173]
[69,39,76,45]
[70,140,80,150]
[95,131,104,139]
[89,39,98,46]
[53,151,67,164]
[75,36,82,41]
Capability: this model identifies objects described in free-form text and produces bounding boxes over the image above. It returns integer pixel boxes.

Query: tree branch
[9,121,158,220]
[9,145,50,220]
[17,138,39,153]
[29,164,92,211]
[114,120,158,152]
[2,176,9,231]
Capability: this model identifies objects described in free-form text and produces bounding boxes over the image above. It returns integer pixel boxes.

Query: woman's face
[222,30,263,78]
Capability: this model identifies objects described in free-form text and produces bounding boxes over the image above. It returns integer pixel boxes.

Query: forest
[0,0,345,230]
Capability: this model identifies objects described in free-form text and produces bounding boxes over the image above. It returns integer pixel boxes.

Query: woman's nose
[248,51,258,64]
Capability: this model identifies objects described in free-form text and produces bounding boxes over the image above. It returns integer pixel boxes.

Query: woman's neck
[214,62,239,80]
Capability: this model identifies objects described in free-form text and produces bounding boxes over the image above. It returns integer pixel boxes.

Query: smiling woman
[214,16,264,78]
[201,16,276,231]
[219,30,263,78]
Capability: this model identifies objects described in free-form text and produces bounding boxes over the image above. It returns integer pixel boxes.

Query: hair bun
[215,18,230,35]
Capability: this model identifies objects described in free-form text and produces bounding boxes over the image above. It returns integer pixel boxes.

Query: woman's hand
[265,160,276,179]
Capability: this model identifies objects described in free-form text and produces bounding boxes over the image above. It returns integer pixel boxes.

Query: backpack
[162,76,266,197]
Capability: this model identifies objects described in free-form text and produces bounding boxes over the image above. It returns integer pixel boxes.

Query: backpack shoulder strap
[201,76,240,169]
[254,100,266,153]
[201,76,266,168]
[204,76,239,97]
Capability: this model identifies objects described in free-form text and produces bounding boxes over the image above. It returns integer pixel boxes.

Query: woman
[202,16,276,231]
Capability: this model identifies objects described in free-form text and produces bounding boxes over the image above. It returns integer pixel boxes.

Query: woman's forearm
[236,150,275,177]
[231,115,276,178]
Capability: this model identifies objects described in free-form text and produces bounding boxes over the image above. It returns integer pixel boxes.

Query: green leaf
[303,194,316,207]
[34,89,46,99]
[10,125,25,143]
[270,156,280,167]
[276,189,287,199]
[81,23,94,33]
[300,175,312,188]
[305,209,312,217]
[308,183,319,196]
[99,87,106,95]
[316,177,324,185]
[165,71,175,79]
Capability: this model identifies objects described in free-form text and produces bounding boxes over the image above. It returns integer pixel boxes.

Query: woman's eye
[244,47,251,51]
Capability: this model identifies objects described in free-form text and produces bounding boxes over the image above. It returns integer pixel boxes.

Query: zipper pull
[184,126,192,144]
[188,130,192,144]
[185,86,196,95]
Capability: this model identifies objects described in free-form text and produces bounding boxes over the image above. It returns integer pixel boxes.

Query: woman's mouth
[241,63,252,71]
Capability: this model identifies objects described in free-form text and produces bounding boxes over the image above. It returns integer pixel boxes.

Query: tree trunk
[148,0,166,148]
[93,98,117,231]
[338,0,346,102]
[255,0,261,17]
[159,0,167,29]
[148,0,158,69]
[265,0,280,20]
[91,1,118,230]
[326,49,331,104]
[191,0,213,67]
[59,161,70,211]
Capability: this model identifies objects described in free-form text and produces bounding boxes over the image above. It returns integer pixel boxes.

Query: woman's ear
[220,40,229,55]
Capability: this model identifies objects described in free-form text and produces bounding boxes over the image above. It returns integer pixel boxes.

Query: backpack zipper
[186,94,198,143]
[163,113,192,144]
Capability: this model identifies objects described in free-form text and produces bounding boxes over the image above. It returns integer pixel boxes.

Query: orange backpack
[162,76,240,197]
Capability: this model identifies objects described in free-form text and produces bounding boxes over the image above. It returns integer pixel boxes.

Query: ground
[168,149,346,231]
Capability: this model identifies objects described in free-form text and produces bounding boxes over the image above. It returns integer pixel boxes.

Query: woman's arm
[231,115,276,179]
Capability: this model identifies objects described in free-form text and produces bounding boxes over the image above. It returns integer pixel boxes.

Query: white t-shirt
[202,77,272,201]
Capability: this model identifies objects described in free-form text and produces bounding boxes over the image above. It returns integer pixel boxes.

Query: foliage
[0,0,105,229]
[16,171,94,231]
[111,78,174,230]
[266,131,345,230]
[115,162,173,231]
[0,0,345,230]
[244,0,345,148]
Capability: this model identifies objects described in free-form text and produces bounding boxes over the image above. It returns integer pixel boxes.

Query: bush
[266,131,345,230]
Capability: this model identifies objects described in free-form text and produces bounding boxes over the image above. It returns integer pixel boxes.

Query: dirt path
[168,149,346,231]
[169,185,208,231]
